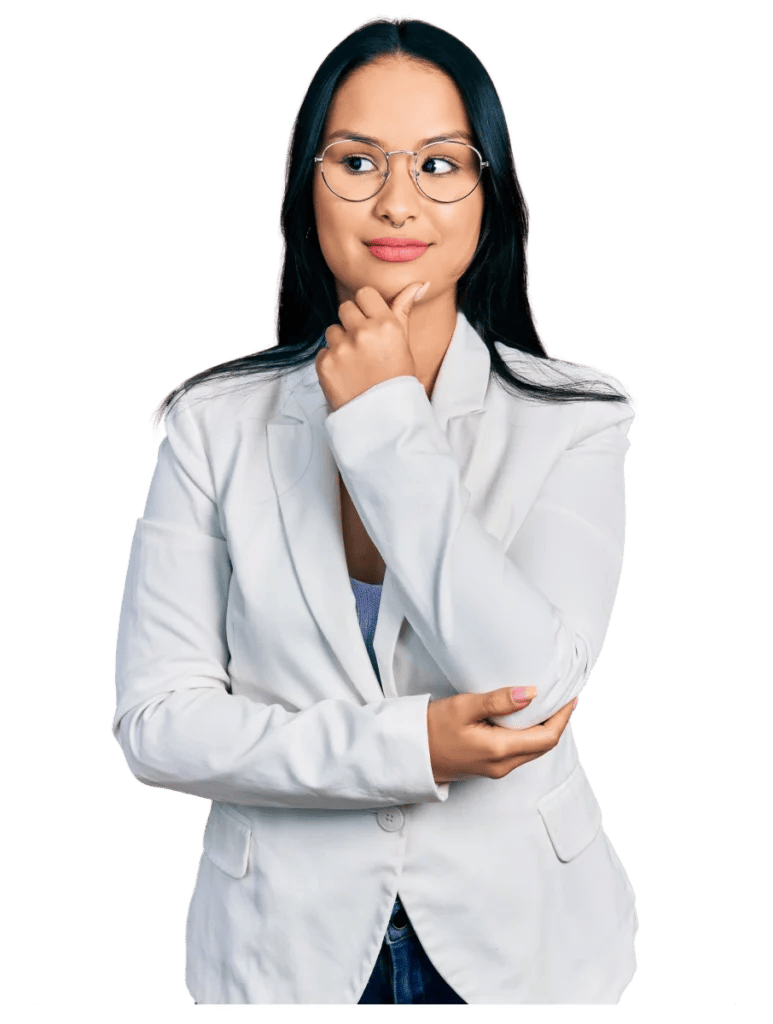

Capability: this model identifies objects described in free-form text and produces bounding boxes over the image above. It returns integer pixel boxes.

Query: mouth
[365,238,431,263]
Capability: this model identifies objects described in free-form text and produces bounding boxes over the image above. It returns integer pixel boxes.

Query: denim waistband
[386,893,412,941]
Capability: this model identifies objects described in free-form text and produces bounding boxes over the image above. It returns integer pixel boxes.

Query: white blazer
[113,310,639,1004]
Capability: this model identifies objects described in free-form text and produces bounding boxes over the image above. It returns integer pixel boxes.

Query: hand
[316,282,427,413]
[427,688,578,784]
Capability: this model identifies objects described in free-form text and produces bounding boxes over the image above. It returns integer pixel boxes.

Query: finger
[390,280,427,320]
[468,688,577,761]
[350,284,390,317]
[497,722,559,756]
[337,299,367,331]
[475,686,537,722]
[533,698,576,735]
[323,323,346,350]
[543,696,579,724]
[497,699,577,757]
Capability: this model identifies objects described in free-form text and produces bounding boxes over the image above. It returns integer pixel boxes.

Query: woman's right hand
[427,687,577,784]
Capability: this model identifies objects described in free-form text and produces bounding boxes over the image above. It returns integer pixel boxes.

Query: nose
[373,152,422,223]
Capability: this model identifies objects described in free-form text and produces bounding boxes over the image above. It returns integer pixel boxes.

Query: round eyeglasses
[314,138,489,204]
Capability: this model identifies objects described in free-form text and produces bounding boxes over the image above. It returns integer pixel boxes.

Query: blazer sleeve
[323,375,635,732]
[112,393,449,809]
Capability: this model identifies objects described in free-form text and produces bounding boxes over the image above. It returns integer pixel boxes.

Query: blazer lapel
[266,310,491,704]
[266,385,381,704]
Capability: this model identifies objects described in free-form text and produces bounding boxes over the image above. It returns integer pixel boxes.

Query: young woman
[113,18,638,1005]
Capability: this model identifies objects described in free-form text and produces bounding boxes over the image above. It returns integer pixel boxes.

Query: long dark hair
[153,17,630,427]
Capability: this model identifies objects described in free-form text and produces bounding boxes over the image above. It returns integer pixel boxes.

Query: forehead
[323,59,471,146]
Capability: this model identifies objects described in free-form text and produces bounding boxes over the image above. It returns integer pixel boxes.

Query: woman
[113,18,638,1005]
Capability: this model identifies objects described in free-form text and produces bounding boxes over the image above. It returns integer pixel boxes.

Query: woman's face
[312,57,484,309]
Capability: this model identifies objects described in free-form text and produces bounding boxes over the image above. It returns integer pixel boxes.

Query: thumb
[474,685,538,721]
[389,280,429,323]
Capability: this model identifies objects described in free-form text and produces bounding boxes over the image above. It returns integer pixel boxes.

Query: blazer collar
[265,309,491,704]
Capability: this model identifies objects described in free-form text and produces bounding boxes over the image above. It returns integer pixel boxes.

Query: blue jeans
[357,894,467,1004]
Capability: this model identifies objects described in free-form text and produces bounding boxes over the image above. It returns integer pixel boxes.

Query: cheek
[440,211,483,275]
[316,219,351,270]
[314,187,350,247]
[313,180,341,236]
[312,193,338,255]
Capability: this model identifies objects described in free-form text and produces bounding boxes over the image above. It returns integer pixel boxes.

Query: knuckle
[490,734,510,761]
[479,691,497,718]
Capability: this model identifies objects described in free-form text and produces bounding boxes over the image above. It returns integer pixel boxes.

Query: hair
[152,17,631,428]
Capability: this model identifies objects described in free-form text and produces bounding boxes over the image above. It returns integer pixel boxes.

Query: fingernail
[512,686,536,702]
[572,697,579,710]
[414,282,430,300]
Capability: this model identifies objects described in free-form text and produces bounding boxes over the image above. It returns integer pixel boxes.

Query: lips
[366,237,430,263]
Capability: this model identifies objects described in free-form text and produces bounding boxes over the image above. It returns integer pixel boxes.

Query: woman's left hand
[316,282,427,413]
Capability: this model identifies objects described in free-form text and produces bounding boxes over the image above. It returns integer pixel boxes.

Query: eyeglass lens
[321,141,482,202]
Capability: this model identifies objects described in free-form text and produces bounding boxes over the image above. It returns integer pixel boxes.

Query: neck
[336,282,458,402]
[404,290,458,401]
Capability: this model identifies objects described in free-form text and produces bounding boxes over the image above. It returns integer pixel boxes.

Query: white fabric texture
[113,310,638,1003]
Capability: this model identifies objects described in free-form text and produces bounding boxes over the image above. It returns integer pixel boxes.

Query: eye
[421,156,459,175]
[340,154,378,174]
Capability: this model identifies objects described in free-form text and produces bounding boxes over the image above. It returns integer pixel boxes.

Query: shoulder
[161,366,309,507]
[165,366,302,441]
[492,341,635,451]
[495,341,632,400]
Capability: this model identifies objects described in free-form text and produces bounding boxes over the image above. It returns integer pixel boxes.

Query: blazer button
[377,807,405,832]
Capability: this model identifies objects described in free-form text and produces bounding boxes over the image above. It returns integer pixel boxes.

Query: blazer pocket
[202,802,253,879]
[537,761,602,863]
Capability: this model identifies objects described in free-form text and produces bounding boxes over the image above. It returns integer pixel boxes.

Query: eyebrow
[325,129,475,148]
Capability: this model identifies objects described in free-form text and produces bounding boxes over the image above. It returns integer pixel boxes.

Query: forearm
[114,687,448,809]
[114,514,449,809]
[325,376,631,731]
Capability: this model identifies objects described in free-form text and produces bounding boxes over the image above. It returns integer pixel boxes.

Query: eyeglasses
[314,138,489,203]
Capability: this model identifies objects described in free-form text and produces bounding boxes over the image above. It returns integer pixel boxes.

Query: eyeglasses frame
[313,137,490,204]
